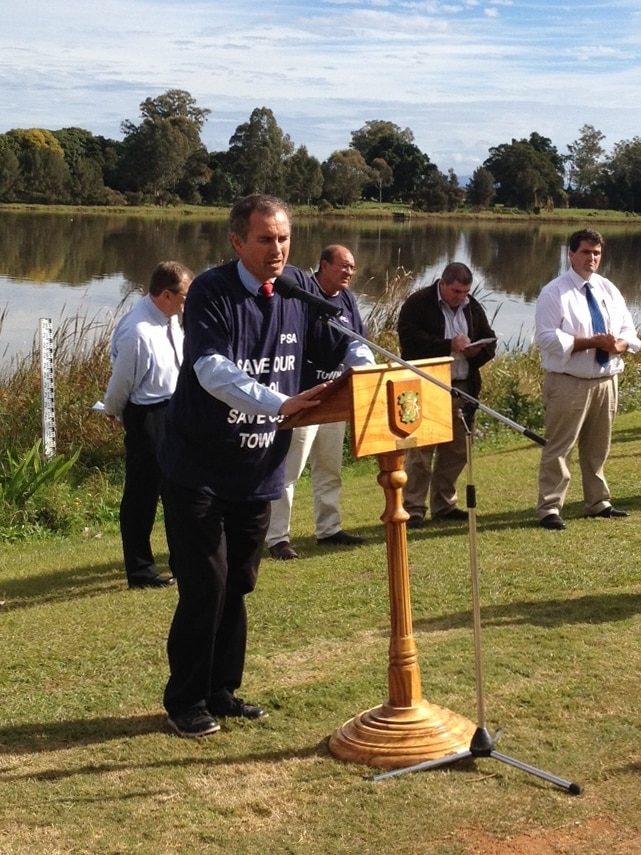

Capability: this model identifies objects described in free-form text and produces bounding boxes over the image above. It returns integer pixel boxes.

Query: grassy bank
[1,411,641,853]
[2,201,641,225]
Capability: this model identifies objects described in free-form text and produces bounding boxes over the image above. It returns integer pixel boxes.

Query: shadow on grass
[608,426,641,445]
[414,589,641,633]
[405,494,640,538]
[0,711,326,767]
[0,554,175,610]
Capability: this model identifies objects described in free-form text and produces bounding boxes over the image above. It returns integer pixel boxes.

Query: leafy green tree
[350,120,435,203]
[369,157,393,203]
[5,128,70,203]
[466,166,496,209]
[484,137,565,210]
[321,149,372,205]
[283,145,323,204]
[201,151,241,204]
[413,167,451,212]
[446,168,464,210]
[53,127,110,204]
[175,147,212,204]
[526,132,566,177]
[600,136,641,212]
[137,89,210,133]
[117,89,210,202]
[351,120,414,160]
[0,134,22,201]
[567,124,607,205]
[227,107,293,197]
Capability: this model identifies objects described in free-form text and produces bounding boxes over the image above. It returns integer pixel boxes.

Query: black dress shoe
[433,508,468,521]
[317,530,364,546]
[539,514,566,530]
[208,694,268,720]
[269,541,299,560]
[168,706,220,738]
[588,506,630,518]
[406,515,425,529]
[128,574,175,589]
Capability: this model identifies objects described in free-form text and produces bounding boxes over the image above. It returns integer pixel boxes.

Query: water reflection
[1,211,640,358]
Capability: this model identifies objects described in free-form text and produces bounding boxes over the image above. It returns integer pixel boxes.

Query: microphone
[273,274,342,318]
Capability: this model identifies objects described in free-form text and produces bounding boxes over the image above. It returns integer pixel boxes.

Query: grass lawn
[1,413,641,854]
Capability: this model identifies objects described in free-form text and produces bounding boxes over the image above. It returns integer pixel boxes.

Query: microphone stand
[323,319,546,446]
[317,313,582,795]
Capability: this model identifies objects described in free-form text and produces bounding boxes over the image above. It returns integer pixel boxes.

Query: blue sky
[2,0,640,174]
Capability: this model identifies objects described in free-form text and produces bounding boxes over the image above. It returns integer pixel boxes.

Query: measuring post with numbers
[39,318,56,460]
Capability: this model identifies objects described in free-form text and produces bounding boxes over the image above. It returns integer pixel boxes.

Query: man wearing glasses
[104,261,193,588]
[266,244,373,559]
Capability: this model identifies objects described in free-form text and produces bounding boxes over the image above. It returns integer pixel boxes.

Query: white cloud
[0,0,640,173]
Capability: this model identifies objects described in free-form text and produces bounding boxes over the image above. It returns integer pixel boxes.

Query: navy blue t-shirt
[300,280,367,389]
[159,262,349,501]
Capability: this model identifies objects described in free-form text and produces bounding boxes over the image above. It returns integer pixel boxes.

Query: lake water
[1,211,640,360]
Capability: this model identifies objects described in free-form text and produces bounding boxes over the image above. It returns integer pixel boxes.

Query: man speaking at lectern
[158,194,374,738]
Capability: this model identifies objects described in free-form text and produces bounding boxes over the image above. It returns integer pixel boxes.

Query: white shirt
[535,267,640,378]
[439,290,469,381]
[104,294,182,418]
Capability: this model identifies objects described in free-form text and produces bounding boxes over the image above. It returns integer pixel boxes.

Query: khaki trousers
[536,372,617,519]
[403,381,471,519]
[266,421,345,545]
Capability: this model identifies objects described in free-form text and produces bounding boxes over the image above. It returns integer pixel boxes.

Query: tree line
[1,88,641,213]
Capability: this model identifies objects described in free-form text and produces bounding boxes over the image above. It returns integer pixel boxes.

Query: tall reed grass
[0,310,124,538]
[1,274,641,538]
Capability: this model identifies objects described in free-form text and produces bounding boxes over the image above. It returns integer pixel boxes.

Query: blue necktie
[584,283,609,366]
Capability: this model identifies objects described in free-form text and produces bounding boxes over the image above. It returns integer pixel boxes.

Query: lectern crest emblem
[397,390,420,425]
[387,379,423,437]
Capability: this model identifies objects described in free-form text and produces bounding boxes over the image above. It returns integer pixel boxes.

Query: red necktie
[260,281,273,298]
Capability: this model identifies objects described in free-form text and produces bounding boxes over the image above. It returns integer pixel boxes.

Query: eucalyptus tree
[283,145,323,204]
[566,124,607,203]
[413,166,458,212]
[227,107,293,197]
[466,166,496,209]
[484,135,566,210]
[369,157,393,203]
[52,127,110,204]
[116,89,211,202]
[201,150,241,204]
[321,149,372,206]
[138,90,210,132]
[350,119,435,203]
[600,136,641,212]
[526,132,566,178]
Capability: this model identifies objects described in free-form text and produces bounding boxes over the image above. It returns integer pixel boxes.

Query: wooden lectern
[282,358,475,770]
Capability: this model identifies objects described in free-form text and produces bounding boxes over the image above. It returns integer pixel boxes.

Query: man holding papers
[397,262,497,526]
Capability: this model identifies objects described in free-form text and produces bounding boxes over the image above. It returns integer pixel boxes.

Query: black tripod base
[370,727,583,795]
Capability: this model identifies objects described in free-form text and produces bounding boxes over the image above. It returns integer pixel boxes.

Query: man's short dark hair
[148,261,193,296]
[441,262,473,286]
[568,229,604,252]
[229,194,291,241]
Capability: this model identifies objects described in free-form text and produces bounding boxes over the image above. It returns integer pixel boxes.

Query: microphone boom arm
[326,318,546,447]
